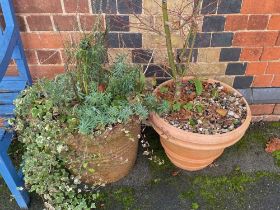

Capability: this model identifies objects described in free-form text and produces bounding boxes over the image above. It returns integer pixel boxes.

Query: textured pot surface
[66,120,140,184]
[150,77,252,171]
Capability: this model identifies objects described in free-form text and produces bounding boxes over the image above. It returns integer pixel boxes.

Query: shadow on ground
[1,122,280,210]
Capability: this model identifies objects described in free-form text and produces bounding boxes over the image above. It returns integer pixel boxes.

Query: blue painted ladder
[0,0,32,208]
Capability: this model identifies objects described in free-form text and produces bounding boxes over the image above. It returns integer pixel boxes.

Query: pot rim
[150,76,252,144]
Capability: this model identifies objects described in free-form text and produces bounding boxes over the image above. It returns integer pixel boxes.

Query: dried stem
[129,0,203,99]
[162,0,178,79]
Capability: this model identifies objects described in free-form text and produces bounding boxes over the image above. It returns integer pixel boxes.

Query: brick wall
[2,0,280,119]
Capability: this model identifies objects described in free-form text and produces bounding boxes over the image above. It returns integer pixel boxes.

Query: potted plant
[146,0,252,170]
[13,31,150,209]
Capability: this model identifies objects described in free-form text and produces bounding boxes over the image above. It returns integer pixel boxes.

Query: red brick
[21,33,60,49]
[273,104,280,114]
[9,60,15,65]
[247,15,269,30]
[26,16,53,31]
[271,75,280,87]
[225,15,248,31]
[37,50,62,64]
[21,33,80,49]
[6,66,18,76]
[266,63,280,74]
[252,75,273,87]
[64,0,89,13]
[249,104,275,116]
[16,16,27,31]
[29,65,65,79]
[276,33,280,46]
[14,0,62,13]
[80,15,104,31]
[240,48,263,61]
[261,47,280,61]
[25,50,38,64]
[233,32,278,47]
[268,15,280,30]
[241,0,280,14]
[53,15,79,31]
[245,62,268,76]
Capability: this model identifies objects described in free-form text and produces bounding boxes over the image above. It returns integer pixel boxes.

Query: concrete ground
[1,122,279,210]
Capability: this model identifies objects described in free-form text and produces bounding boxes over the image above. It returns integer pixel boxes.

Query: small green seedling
[193,79,203,96]
[159,86,169,94]
[211,88,219,98]
[188,118,197,126]
[172,101,182,112]
[183,102,193,111]
[157,100,171,114]
[195,104,204,113]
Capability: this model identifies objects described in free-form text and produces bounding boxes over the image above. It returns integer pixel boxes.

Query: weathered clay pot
[66,119,140,184]
[149,77,251,171]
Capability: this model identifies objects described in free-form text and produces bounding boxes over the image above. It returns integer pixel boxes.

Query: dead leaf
[265,138,280,153]
[216,108,228,117]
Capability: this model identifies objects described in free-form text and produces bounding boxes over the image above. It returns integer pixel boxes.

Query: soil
[156,80,248,135]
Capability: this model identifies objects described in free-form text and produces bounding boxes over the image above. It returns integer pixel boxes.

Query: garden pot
[149,77,252,171]
[66,119,140,184]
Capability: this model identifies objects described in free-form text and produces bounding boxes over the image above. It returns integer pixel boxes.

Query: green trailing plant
[13,76,98,209]
[13,31,159,209]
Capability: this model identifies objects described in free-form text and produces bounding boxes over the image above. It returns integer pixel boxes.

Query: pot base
[161,137,224,171]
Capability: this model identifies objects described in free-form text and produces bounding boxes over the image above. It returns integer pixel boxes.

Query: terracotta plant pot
[66,119,140,184]
[149,77,252,171]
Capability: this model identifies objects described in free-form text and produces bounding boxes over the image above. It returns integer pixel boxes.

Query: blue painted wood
[0,0,32,84]
[0,26,18,57]
[13,41,32,85]
[0,129,5,142]
[0,80,27,92]
[0,0,31,208]
[0,27,18,81]
[0,92,18,104]
[0,105,15,116]
[0,0,16,28]
[2,76,24,81]
[2,76,22,81]
[0,131,13,152]
[0,149,30,209]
